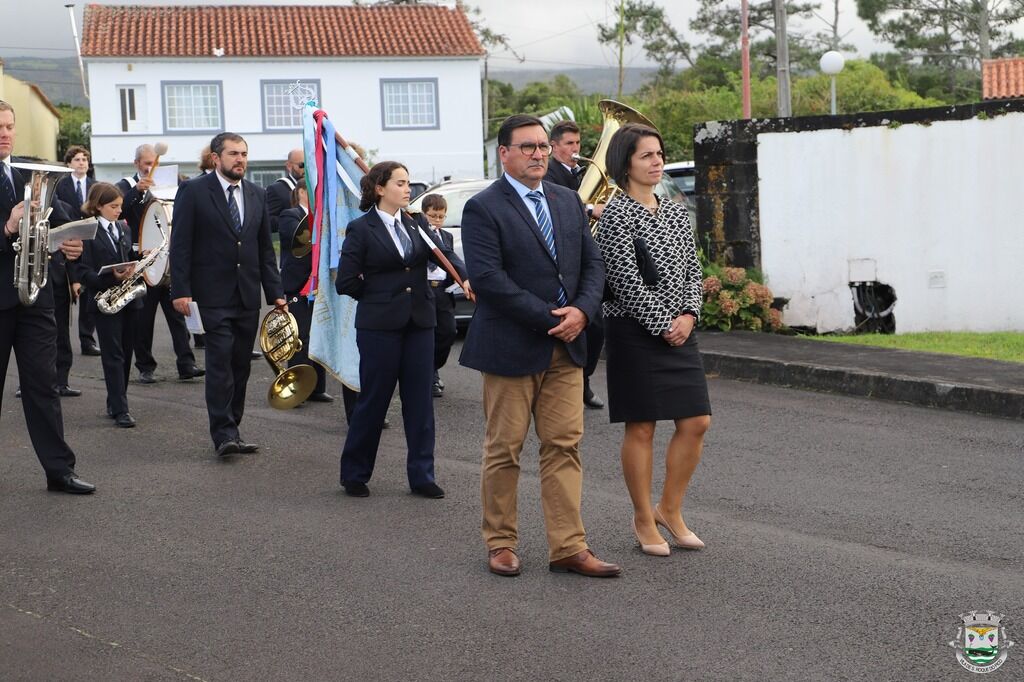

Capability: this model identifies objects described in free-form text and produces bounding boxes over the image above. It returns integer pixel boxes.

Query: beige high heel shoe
[633,516,670,556]
[654,504,705,550]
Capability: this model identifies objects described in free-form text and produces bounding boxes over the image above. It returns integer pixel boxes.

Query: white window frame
[261,80,320,131]
[380,79,440,130]
[117,85,147,133]
[161,81,223,133]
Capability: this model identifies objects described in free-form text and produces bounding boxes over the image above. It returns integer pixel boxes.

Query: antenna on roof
[65,3,88,99]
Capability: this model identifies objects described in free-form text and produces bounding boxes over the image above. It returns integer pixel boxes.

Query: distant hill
[484,67,659,96]
[0,56,86,107]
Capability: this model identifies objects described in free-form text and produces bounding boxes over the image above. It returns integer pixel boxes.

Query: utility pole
[617,0,626,100]
[774,0,792,117]
[741,0,751,118]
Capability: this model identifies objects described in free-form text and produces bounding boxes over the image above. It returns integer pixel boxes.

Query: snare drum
[139,200,171,287]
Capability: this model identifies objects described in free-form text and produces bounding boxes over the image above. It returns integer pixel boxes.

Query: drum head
[139,201,170,287]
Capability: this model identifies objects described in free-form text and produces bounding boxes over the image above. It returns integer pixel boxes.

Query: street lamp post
[819,50,845,115]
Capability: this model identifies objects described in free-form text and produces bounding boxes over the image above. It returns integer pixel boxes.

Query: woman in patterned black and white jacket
[594,123,712,557]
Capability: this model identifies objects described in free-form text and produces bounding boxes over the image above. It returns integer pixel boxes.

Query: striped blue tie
[227,185,242,233]
[526,191,568,306]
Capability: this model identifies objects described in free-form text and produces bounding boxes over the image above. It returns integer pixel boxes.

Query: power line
[489,55,615,69]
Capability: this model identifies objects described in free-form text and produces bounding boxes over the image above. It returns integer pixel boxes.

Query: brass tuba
[259,306,318,409]
[574,100,657,235]
[10,162,72,306]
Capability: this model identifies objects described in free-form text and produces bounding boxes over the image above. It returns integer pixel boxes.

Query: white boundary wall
[758,112,1024,333]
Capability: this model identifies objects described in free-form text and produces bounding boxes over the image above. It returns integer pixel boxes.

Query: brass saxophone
[94,219,167,315]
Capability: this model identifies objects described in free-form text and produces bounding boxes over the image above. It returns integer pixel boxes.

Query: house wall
[0,69,60,162]
[757,112,1024,333]
[86,57,483,183]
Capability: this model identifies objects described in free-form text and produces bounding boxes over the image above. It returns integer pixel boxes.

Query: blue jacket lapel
[500,176,556,265]
[367,208,406,266]
[205,173,237,238]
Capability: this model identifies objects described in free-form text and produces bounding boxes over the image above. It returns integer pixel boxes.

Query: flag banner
[304,107,362,390]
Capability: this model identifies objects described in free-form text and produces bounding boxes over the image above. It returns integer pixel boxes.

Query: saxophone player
[73,183,141,428]
[0,100,96,494]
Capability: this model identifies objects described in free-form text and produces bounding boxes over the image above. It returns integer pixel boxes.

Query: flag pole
[331,129,467,291]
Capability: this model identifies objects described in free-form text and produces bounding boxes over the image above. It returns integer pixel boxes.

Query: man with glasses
[460,114,620,579]
[266,149,305,235]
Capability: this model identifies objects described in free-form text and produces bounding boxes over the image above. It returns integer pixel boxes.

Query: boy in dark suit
[418,193,458,398]
[54,144,99,356]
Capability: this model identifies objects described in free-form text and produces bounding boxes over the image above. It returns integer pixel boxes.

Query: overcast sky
[3,0,894,70]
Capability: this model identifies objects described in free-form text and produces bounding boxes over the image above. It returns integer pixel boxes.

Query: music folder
[97,261,138,275]
[184,301,205,335]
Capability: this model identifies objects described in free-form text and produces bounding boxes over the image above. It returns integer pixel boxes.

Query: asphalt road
[2,321,1023,681]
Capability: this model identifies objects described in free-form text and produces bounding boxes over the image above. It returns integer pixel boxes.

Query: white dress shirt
[375,206,407,258]
[215,169,244,225]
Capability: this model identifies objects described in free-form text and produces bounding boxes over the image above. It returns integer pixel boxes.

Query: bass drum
[139,200,171,287]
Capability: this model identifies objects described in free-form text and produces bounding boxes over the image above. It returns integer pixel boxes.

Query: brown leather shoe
[549,549,622,577]
[488,548,521,577]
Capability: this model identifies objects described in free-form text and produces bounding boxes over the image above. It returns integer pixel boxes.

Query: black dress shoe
[178,366,206,381]
[81,345,101,357]
[47,471,96,494]
[431,383,444,398]
[382,417,391,430]
[216,440,240,457]
[14,386,21,398]
[236,440,259,454]
[307,391,335,403]
[114,412,136,428]
[58,385,82,397]
[138,371,157,384]
[250,351,262,360]
[342,481,370,497]
[193,337,206,349]
[411,482,445,499]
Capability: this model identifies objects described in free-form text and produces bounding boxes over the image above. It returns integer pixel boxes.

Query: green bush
[699,262,782,332]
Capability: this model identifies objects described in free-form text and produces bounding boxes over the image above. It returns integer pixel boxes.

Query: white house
[81,3,484,186]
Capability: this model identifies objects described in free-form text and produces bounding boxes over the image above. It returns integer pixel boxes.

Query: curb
[700,350,1024,421]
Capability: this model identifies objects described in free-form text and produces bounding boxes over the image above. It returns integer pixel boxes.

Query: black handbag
[604,236,661,302]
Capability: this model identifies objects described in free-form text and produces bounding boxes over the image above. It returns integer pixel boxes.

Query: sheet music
[47,218,99,252]
[184,301,205,334]
[150,164,179,201]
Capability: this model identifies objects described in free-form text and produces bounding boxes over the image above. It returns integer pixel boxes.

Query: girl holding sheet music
[73,183,142,428]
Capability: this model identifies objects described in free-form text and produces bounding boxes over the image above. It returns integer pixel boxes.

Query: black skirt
[604,316,711,424]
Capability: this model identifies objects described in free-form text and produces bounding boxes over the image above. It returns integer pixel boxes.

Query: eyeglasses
[505,142,552,156]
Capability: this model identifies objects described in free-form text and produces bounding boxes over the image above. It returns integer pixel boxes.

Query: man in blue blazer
[171,132,285,457]
[460,114,620,578]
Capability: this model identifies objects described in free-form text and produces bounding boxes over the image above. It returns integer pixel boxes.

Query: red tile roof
[81,4,484,59]
[982,57,1024,100]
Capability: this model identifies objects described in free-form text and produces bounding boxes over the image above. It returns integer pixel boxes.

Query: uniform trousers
[431,284,457,371]
[340,324,436,488]
[480,343,588,562]
[52,282,74,387]
[286,293,326,395]
[94,304,138,416]
[199,306,260,447]
[0,305,77,479]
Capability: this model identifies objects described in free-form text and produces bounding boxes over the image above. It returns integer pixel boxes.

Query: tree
[597,0,693,96]
[55,104,90,160]
[856,0,1024,98]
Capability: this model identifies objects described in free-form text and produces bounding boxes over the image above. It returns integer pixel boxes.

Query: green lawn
[809,332,1024,364]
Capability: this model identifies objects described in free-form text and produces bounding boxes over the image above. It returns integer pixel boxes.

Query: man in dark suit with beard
[0,99,95,494]
[460,114,619,578]
[171,132,286,457]
[543,120,605,410]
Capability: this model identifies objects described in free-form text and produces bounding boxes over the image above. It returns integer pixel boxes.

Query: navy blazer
[335,209,467,331]
[277,206,311,294]
[169,171,283,310]
[459,176,604,376]
[54,174,95,220]
[266,176,297,234]
[543,161,582,191]
[73,218,143,313]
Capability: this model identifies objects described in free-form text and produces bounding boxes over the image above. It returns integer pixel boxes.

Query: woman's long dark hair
[359,161,408,212]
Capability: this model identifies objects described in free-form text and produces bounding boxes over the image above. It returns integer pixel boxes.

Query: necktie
[227,185,242,233]
[77,179,86,205]
[427,228,440,272]
[107,222,121,254]
[525,190,567,306]
[0,163,17,205]
[393,219,412,260]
